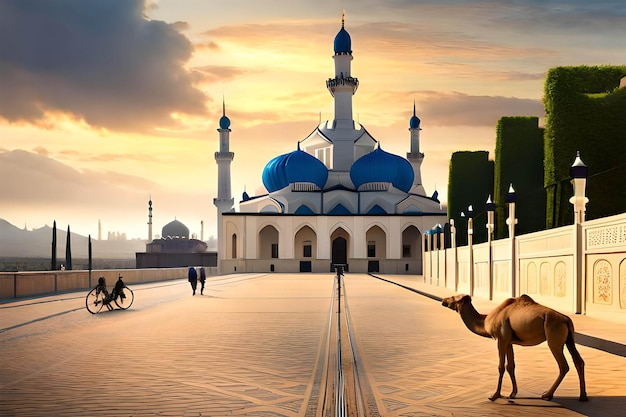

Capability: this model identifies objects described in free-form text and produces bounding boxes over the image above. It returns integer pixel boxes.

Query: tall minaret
[407,102,426,195]
[147,197,153,241]
[326,11,360,170]
[213,100,235,250]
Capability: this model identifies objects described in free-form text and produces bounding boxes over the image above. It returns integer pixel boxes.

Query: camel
[441,293,587,402]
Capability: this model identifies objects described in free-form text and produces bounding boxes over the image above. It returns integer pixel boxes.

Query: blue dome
[262,148,329,193]
[350,147,414,192]
[409,102,420,129]
[409,114,421,129]
[219,115,231,129]
[334,27,352,54]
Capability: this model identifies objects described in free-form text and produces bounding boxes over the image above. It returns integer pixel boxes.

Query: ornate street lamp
[485,195,495,243]
[505,184,518,238]
[569,151,589,224]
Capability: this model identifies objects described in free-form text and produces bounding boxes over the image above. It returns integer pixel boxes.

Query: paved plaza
[1,273,625,416]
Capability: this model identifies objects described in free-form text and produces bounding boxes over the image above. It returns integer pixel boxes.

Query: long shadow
[498,396,626,417]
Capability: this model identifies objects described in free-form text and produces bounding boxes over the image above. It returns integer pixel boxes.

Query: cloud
[414,91,544,127]
[0,149,212,238]
[192,65,257,84]
[0,0,207,133]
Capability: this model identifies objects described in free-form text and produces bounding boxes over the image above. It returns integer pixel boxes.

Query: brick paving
[1,273,625,416]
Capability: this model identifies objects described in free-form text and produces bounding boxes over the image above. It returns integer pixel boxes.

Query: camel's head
[441,294,471,312]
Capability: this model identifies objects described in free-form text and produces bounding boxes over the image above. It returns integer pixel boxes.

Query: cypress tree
[65,225,72,270]
[51,221,57,271]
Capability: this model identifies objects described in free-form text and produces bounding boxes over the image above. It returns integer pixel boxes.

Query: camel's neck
[459,302,491,338]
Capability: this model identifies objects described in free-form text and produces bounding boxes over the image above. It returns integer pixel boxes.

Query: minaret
[213,100,235,251]
[407,102,426,195]
[147,197,153,241]
[326,11,360,170]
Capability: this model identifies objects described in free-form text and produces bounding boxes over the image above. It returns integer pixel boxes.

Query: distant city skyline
[1,1,624,239]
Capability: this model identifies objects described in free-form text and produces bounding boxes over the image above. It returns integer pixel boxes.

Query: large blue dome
[334,26,352,54]
[262,148,329,193]
[350,147,414,192]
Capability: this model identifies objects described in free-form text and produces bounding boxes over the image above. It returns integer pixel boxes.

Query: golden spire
[342,9,345,28]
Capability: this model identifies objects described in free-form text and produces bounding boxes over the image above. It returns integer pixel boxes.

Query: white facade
[216,18,447,274]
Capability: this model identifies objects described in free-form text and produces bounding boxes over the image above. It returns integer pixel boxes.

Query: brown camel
[441,293,587,402]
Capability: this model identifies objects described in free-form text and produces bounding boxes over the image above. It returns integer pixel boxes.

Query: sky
[1,0,624,241]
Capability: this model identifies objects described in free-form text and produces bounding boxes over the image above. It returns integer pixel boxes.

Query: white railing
[422,212,626,322]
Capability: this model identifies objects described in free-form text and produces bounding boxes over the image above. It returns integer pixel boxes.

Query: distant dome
[219,115,231,129]
[242,190,250,201]
[334,26,352,54]
[262,148,329,193]
[350,147,414,192]
[162,219,189,239]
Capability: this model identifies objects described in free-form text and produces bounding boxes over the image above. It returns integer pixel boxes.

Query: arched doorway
[332,237,347,265]
[295,225,317,272]
[258,225,279,259]
[330,227,350,271]
[402,225,422,274]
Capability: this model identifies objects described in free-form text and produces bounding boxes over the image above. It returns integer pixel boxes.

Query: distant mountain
[0,218,146,259]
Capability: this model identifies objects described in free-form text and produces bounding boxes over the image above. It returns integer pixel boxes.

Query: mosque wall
[423,211,626,322]
[219,213,445,274]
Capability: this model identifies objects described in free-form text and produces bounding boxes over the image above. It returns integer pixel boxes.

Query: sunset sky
[1,0,624,241]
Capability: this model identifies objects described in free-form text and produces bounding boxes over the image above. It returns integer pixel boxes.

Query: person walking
[188,266,198,295]
[199,267,206,295]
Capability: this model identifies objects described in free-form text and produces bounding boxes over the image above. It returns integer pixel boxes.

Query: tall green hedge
[494,117,545,239]
[544,66,626,228]
[447,151,494,245]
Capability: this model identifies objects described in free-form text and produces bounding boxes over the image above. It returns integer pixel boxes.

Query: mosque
[214,16,447,274]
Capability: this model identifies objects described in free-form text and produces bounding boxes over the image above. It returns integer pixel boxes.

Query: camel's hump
[518,294,538,305]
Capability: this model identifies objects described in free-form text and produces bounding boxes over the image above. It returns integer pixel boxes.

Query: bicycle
[86,275,134,314]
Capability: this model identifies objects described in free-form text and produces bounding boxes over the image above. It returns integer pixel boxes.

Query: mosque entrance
[331,236,347,271]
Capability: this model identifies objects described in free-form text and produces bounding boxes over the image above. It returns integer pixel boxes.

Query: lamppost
[465,205,474,296]
[486,195,495,244]
[569,151,588,313]
[505,184,517,238]
[486,195,496,300]
[569,151,589,224]
[505,184,517,297]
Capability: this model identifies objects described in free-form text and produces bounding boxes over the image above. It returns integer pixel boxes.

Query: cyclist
[95,277,114,311]
[111,276,127,303]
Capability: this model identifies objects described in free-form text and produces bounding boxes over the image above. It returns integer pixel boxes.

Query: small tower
[407,102,425,195]
[325,11,360,171]
[214,100,235,253]
[326,10,358,127]
[214,100,235,213]
[147,197,153,241]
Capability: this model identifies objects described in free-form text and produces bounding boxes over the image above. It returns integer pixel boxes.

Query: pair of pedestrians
[188,266,206,295]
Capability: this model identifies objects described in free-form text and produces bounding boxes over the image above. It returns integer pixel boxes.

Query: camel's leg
[565,333,588,401]
[489,342,508,401]
[542,337,569,400]
[506,345,518,399]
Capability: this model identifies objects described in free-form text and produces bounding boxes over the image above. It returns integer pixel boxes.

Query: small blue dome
[334,27,352,54]
[219,115,231,129]
[350,147,414,192]
[410,114,420,129]
[262,148,329,193]
[242,190,250,201]
[409,102,420,129]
